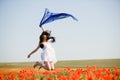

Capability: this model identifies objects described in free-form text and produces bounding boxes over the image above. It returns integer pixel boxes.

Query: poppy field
[0,59,120,80]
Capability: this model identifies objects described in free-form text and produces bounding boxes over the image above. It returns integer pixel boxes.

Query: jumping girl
[27,30,57,71]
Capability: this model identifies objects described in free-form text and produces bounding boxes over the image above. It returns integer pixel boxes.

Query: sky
[0,0,120,62]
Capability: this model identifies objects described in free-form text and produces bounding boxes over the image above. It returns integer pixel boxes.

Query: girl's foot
[39,66,42,70]
[33,62,38,68]
[33,61,43,69]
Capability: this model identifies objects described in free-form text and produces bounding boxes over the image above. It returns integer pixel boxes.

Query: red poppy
[48,77,54,80]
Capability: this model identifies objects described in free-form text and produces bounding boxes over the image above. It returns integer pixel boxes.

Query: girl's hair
[39,31,55,48]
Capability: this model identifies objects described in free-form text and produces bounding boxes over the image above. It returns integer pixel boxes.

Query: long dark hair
[39,31,55,48]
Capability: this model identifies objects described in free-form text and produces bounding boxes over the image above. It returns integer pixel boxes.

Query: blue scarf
[39,8,78,27]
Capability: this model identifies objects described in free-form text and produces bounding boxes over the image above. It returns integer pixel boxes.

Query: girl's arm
[27,44,40,58]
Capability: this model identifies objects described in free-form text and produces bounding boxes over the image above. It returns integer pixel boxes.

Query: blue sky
[0,0,120,62]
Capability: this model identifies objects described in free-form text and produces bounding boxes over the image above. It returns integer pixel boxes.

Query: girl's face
[40,31,51,42]
[42,35,47,41]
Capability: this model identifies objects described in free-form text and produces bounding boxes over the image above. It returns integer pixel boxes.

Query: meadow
[0,59,120,80]
[0,59,120,68]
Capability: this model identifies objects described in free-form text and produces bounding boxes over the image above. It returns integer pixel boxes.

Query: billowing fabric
[39,8,78,27]
[41,42,57,66]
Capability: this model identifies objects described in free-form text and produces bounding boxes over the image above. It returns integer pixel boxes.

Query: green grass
[0,59,120,68]
[55,59,120,68]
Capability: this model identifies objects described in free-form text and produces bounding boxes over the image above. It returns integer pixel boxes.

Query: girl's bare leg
[42,61,51,71]
[34,61,53,71]
[50,62,54,70]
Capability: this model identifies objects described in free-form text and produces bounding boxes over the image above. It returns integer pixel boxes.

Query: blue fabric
[39,8,78,27]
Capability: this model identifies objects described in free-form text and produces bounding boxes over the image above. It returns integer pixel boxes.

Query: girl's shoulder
[41,42,51,46]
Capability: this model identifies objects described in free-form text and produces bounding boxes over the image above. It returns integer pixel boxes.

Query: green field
[0,59,120,68]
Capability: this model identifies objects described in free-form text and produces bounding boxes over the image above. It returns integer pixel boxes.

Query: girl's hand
[27,54,31,58]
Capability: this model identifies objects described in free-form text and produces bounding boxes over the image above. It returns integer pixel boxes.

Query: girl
[27,30,57,71]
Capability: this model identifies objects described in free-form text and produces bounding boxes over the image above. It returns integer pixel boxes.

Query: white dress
[41,42,57,66]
